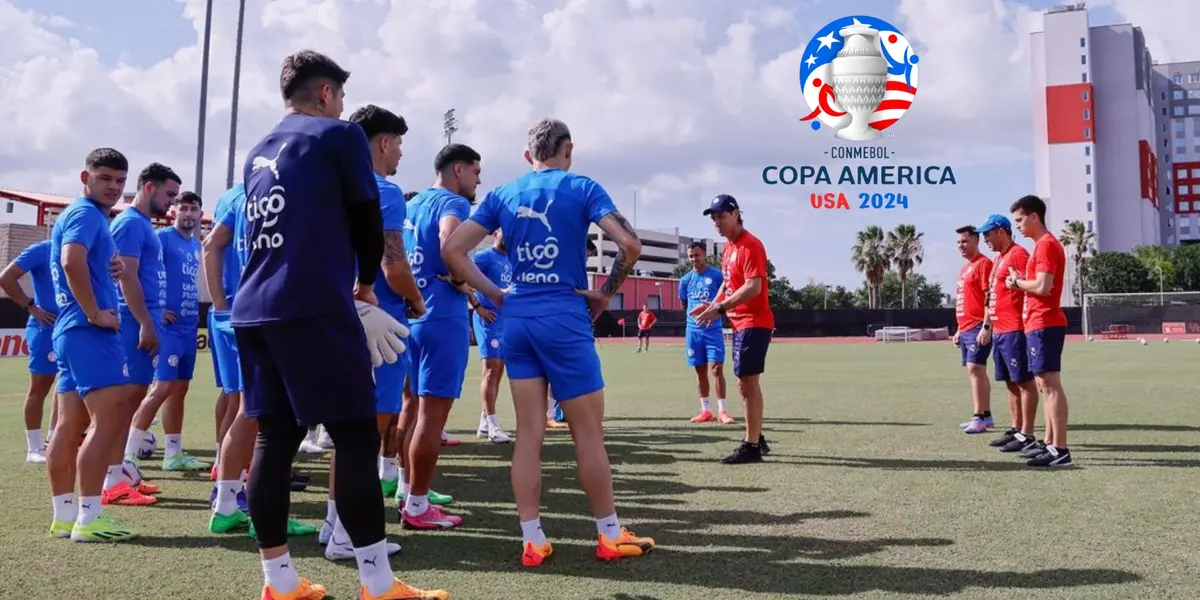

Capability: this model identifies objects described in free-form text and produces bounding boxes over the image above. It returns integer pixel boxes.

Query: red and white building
[1030,3,1169,260]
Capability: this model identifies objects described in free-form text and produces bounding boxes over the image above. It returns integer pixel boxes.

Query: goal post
[1081,292,1200,338]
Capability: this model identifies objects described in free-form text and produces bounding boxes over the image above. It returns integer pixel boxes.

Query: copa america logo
[800,16,919,141]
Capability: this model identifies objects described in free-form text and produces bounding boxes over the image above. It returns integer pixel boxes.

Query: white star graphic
[851,18,866,27]
[805,54,817,67]
[816,30,839,51]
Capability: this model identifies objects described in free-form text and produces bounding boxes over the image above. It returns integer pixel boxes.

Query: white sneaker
[476,413,489,439]
[25,450,46,464]
[318,519,334,545]
[488,426,512,444]
[324,537,401,561]
[316,426,334,449]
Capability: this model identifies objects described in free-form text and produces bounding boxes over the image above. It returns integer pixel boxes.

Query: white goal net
[1081,292,1200,338]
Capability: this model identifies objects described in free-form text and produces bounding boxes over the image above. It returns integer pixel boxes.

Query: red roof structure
[0,188,215,229]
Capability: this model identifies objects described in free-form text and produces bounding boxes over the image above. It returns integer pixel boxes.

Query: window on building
[1163,107,1169,116]
[1192,72,1200,83]
[1194,145,1200,154]
[1176,121,1186,131]
[1085,164,1091,175]
[1177,131,1187,139]
[1085,145,1091,156]
[1191,105,1200,116]
[1082,90,1089,101]
[1087,201,1093,212]
[1084,127,1091,139]
[608,292,624,311]
[1087,220,1093,233]
[1191,90,1200,99]
[1086,182,1093,193]
[1177,146,1187,156]
[645,294,661,310]
[1181,185,1190,194]
[1175,106,1186,116]
[3,203,10,214]
[1182,202,1192,212]
[1175,90,1186,100]
[1083,109,1090,120]
[1192,168,1200,178]
[1174,73,1183,84]
[1080,37,1085,48]
[1163,123,1168,132]
[1083,72,1088,83]
[1179,168,1188,178]
[1081,54,1087,65]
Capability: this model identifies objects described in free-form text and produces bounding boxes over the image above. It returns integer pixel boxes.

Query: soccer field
[2,339,1197,600]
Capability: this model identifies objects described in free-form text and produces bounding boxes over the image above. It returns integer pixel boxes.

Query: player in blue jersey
[312,104,424,562]
[233,51,437,600]
[202,184,315,539]
[0,240,60,463]
[125,191,209,473]
[471,230,513,444]
[108,163,178,506]
[398,143,481,532]
[679,242,733,425]
[48,147,138,542]
[443,118,655,566]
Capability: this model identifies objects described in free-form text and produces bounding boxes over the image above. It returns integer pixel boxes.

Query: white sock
[52,493,78,523]
[520,517,547,546]
[487,414,501,428]
[354,539,396,596]
[379,456,398,481]
[125,428,146,458]
[103,464,124,490]
[76,496,102,527]
[398,469,408,501]
[164,434,182,457]
[478,411,488,430]
[699,398,710,412]
[325,499,338,525]
[214,480,243,515]
[26,429,42,452]
[404,493,429,517]
[331,514,350,545]
[596,513,621,540]
[717,398,728,412]
[213,443,221,469]
[262,552,300,594]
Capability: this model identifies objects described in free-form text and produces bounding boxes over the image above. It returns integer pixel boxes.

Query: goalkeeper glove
[355,301,409,368]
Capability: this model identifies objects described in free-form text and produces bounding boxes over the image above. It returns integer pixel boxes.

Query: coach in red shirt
[691,194,774,465]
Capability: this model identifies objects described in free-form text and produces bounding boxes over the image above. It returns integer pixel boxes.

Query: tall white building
[1030,3,1167,260]
[1153,59,1200,244]
[587,225,722,278]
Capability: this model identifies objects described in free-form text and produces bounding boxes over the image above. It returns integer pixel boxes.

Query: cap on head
[976,213,1012,234]
[703,194,739,216]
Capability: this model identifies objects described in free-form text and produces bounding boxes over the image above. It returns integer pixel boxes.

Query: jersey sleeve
[581,178,618,224]
[710,269,724,297]
[739,240,769,280]
[978,258,994,293]
[1011,248,1030,275]
[1034,241,1064,275]
[443,196,471,222]
[469,191,500,233]
[335,123,381,208]
[110,217,145,258]
[14,241,48,273]
[61,210,103,249]
[215,196,238,230]
[379,184,407,231]
[677,273,689,301]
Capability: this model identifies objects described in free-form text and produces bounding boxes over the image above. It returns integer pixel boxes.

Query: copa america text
[761,164,957,186]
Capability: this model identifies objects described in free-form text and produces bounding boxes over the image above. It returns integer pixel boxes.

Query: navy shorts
[1026,326,1066,375]
[235,311,375,427]
[959,325,990,367]
[732,327,771,377]
[992,331,1033,383]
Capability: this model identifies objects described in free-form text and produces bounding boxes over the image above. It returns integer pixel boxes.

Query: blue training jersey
[471,246,512,313]
[110,207,165,322]
[50,198,119,337]
[375,174,409,323]
[158,227,202,330]
[14,240,58,328]
[404,187,472,323]
[469,168,617,319]
[212,184,247,305]
[680,266,724,330]
[233,113,379,325]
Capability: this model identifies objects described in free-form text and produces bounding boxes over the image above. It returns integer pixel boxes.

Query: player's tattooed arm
[380,230,424,309]
[383,230,405,264]
[596,211,642,296]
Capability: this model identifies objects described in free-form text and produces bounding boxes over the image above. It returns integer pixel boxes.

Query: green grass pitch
[1,338,1197,599]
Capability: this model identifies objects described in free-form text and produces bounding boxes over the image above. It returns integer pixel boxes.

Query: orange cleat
[262,578,326,600]
[596,528,655,561]
[101,481,157,506]
[690,410,714,423]
[360,578,449,600]
[521,540,554,567]
[717,410,736,424]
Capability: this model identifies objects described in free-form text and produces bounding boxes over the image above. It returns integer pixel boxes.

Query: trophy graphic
[831,24,888,141]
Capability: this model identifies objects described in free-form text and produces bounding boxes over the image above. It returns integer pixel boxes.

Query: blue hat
[703,194,740,215]
[976,213,1011,234]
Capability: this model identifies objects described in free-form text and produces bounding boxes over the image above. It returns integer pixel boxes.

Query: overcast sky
[2,0,1196,291]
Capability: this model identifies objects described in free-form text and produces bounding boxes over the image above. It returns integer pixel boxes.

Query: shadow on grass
[601,416,932,428]
[1071,423,1200,433]
[1077,443,1200,453]
[1085,457,1200,468]
[706,454,1040,472]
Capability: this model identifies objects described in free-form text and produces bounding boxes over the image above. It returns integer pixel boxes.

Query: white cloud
[0,0,1188,293]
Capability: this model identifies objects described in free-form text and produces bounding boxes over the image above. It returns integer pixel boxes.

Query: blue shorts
[54,326,130,397]
[236,311,376,427]
[374,351,410,414]
[120,318,163,386]
[958,325,990,367]
[992,331,1033,383]
[472,313,503,360]
[732,327,771,377]
[685,326,725,367]
[505,311,603,402]
[1027,326,1066,375]
[155,326,198,382]
[210,311,243,393]
[208,312,224,390]
[407,318,469,400]
[26,323,57,376]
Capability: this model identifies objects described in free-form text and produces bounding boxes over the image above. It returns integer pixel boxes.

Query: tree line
[1057,219,1200,299]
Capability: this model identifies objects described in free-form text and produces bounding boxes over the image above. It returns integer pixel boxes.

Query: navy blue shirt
[469,169,617,319]
[14,240,58,328]
[50,198,119,337]
[232,113,379,325]
[403,187,471,324]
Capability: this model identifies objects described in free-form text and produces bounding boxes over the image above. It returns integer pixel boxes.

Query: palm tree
[851,225,892,308]
[1059,219,1096,306]
[886,224,924,308]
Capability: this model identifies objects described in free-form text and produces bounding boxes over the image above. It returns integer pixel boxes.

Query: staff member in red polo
[691,194,774,464]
